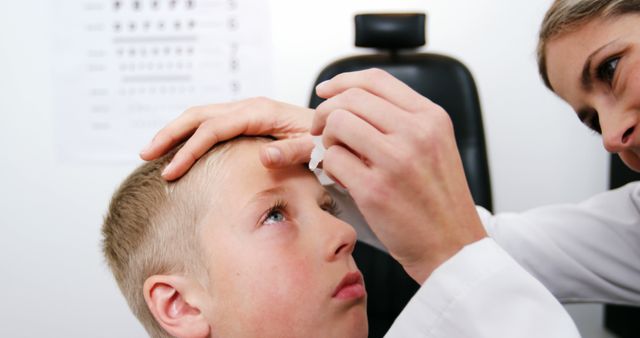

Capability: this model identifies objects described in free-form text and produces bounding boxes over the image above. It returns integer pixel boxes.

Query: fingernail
[140,141,153,156]
[315,80,329,92]
[162,162,175,177]
[265,147,282,164]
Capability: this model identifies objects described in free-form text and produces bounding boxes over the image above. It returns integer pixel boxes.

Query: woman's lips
[332,271,366,300]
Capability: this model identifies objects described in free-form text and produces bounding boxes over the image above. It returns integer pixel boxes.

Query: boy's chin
[340,307,368,338]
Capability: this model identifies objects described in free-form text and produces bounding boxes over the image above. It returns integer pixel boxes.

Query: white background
[0,0,613,337]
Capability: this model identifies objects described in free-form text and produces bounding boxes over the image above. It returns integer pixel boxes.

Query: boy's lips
[332,271,366,300]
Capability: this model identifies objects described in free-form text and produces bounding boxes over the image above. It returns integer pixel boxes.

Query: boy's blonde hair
[537,0,640,90]
[102,140,239,337]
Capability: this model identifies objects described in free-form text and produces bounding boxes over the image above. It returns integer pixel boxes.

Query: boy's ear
[143,275,210,338]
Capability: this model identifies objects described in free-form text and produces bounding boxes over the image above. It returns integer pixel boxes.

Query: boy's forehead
[220,140,318,198]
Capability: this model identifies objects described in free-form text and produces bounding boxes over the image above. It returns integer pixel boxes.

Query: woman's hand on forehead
[140,97,315,181]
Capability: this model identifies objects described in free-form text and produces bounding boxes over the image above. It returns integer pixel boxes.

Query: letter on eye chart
[51,0,273,163]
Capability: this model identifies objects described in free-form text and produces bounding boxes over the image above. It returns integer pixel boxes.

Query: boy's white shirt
[328,182,640,337]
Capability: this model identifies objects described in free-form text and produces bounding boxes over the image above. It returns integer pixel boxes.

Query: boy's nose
[600,109,637,153]
[324,216,357,262]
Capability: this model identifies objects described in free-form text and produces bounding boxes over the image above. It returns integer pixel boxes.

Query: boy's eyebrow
[248,186,289,205]
[318,190,333,203]
[246,186,333,206]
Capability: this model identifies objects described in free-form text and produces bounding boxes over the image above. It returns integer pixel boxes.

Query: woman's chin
[619,151,640,172]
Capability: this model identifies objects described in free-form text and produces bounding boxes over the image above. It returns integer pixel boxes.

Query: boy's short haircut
[102,139,244,337]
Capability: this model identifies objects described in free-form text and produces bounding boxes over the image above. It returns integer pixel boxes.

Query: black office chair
[308,13,492,337]
[605,155,640,338]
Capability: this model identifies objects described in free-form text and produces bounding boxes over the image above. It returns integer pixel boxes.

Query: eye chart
[52,0,272,162]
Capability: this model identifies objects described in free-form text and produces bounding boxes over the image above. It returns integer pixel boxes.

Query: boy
[102,137,367,337]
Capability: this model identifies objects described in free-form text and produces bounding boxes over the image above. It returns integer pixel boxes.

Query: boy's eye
[596,57,620,84]
[262,200,288,226]
[263,210,286,225]
[321,198,341,217]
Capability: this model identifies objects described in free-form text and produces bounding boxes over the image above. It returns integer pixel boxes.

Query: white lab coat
[329,182,640,337]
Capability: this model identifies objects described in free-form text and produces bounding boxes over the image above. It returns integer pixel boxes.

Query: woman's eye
[263,210,286,225]
[577,109,602,135]
[588,114,602,134]
[597,57,620,84]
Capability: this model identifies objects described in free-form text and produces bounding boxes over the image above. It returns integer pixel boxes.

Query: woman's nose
[600,110,637,153]
[324,216,357,262]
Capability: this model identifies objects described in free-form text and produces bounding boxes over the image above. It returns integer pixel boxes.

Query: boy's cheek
[255,254,321,297]
[208,232,325,304]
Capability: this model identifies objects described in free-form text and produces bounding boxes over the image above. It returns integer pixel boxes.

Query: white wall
[0,0,611,337]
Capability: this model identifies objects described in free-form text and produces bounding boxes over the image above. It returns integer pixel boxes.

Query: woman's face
[546,14,640,171]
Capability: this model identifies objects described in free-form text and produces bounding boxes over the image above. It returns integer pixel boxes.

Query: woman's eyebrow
[582,55,594,89]
[581,39,620,89]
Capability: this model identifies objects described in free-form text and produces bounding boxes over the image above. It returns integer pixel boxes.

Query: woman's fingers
[141,97,314,180]
[321,109,392,165]
[310,69,487,283]
[311,87,408,135]
[321,145,371,192]
[161,112,254,180]
[140,102,239,160]
[258,106,391,169]
[315,68,435,113]
[259,135,315,168]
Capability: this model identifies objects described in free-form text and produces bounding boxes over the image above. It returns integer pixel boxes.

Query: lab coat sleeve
[385,238,580,337]
[478,182,640,305]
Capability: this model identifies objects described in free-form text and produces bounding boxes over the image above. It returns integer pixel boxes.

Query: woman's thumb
[260,135,314,168]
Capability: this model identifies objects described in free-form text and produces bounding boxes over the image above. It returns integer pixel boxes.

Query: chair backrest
[308,13,492,337]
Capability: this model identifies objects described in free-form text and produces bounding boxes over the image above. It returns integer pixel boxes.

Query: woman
[140,0,640,336]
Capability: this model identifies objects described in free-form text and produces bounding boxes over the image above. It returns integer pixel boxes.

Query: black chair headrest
[354,13,426,49]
